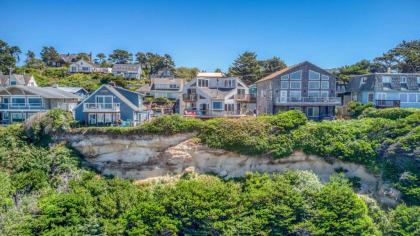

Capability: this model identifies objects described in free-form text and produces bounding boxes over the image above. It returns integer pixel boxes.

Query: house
[346,72,420,108]
[139,75,184,100]
[182,75,255,117]
[68,59,112,74]
[0,74,38,87]
[58,53,79,66]
[255,61,340,120]
[150,68,175,79]
[112,64,142,80]
[74,85,148,126]
[0,86,81,124]
[47,85,89,98]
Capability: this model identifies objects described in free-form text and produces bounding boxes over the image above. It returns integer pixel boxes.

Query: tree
[259,56,287,77]
[109,49,132,64]
[228,51,261,84]
[374,40,420,73]
[214,68,222,73]
[95,53,106,64]
[135,52,176,77]
[333,59,385,82]
[40,46,61,67]
[175,67,199,81]
[0,40,21,74]
[25,50,45,69]
[76,52,90,62]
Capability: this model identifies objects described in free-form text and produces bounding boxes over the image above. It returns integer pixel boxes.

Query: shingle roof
[112,64,141,72]
[0,74,34,86]
[47,86,87,94]
[256,61,307,83]
[105,85,142,111]
[0,86,81,99]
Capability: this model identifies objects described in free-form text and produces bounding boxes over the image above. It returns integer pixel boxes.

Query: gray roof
[200,87,235,99]
[0,86,81,99]
[112,64,141,72]
[105,85,143,111]
[347,73,420,92]
[47,86,88,94]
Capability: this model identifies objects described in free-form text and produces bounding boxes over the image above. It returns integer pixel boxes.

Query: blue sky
[1,0,419,71]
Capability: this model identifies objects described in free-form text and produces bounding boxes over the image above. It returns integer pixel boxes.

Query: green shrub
[347,101,373,118]
[360,107,418,120]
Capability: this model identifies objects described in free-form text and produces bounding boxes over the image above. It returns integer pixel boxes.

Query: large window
[308,91,319,98]
[321,75,329,80]
[12,97,25,105]
[408,94,416,102]
[290,81,301,89]
[309,70,320,80]
[290,91,301,101]
[321,81,329,89]
[212,101,223,110]
[224,104,234,111]
[198,79,209,87]
[417,77,420,84]
[290,70,302,80]
[28,97,42,107]
[281,81,289,89]
[401,76,407,84]
[281,74,289,80]
[321,91,329,98]
[307,107,319,117]
[400,93,407,103]
[308,81,320,89]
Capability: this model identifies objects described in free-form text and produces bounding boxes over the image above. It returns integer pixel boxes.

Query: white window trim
[309,70,320,80]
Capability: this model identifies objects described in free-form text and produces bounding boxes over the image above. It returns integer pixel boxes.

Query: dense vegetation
[0,108,418,234]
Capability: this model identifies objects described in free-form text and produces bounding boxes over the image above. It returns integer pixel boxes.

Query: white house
[182,75,255,117]
[68,59,112,74]
[0,74,38,87]
[112,64,142,80]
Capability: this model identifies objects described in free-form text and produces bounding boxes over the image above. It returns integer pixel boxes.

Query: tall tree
[40,46,61,67]
[259,56,287,77]
[214,68,222,73]
[95,53,106,64]
[374,40,420,73]
[0,40,21,74]
[334,59,386,82]
[135,52,176,77]
[175,67,199,81]
[76,52,90,62]
[25,50,44,69]
[228,51,261,84]
[109,49,132,64]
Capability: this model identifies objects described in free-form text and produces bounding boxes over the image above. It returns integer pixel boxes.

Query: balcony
[83,103,120,112]
[0,103,44,110]
[184,109,246,117]
[183,94,197,101]
[274,97,341,106]
[375,100,400,108]
[235,94,256,102]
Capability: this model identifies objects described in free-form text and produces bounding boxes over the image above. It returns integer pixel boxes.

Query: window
[281,81,289,89]
[10,81,17,85]
[308,81,320,89]
[417,77,420,84]
[309,70,320,80]
[290,91,301,101]
[307,107,319,117]
[321,75,329,80]
[198,79,209,87]
[321,91,329,98]
[28,97,42,107]
[212,101,223,110]
[400,93,407,103]
[368,93,374,102]
[401,76,407,83]
[12,97,25,105]
[409,94,416,102]
[290,81,301,89]
[169,84,178,89]
[224,104,234,111]
[224,79,235,87]
[376,93,387,100]
[418,94,420,102]
[281,74,289,80]
[308,91,319,98]
[361,77,367,84]
[290,70,302,80]
[382,76,391,83]
[321,81,329,89]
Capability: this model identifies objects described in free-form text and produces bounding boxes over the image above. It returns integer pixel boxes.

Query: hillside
[0,109,419,235]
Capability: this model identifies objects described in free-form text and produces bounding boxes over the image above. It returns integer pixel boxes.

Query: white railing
[83,103,120,112]
[0,103,43,110]
[275,97,341,105]
[184,109,244,117]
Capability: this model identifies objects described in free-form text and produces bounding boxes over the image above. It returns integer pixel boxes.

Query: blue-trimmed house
[347,72,420,108]
[75,85,149,126]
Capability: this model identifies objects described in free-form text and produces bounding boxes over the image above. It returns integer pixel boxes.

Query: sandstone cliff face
[55,133,400,206]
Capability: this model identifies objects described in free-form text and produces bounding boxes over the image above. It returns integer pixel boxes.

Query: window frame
[290,70,302,80]
[308,81,320,89]
[212,101,223,110]
[309,70,320,80]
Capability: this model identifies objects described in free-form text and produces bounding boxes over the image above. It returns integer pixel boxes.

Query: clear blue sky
[1,0,419,71]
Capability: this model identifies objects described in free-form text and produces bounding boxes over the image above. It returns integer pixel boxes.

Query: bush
[360,107,418,120]
[347,101,373,118]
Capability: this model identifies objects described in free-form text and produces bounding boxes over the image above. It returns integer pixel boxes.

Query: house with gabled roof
[68,59,111,74]
[256,61,340,120]
[74,85,149,126]
[0,74,37,87]
[112,64,142,80]
[182,75,255,117]
[0,85,81,124]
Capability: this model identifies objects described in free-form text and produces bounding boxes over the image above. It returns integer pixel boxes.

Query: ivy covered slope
[0,109,419,235]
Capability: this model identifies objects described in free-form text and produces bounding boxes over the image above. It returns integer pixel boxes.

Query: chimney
[108,82,116,87]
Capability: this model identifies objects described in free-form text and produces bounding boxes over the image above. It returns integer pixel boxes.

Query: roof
[60,53,78,63]
[106,85,143,111]
[0,74,35,86]
[0,86,81,99]
[199,87,235,99]
[113,64,141,72]
[71,59,97,68]
[137,84,151,93]
[197,72,224,78]
[256,61,307,83]
[48,86,88,94]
